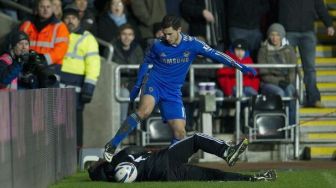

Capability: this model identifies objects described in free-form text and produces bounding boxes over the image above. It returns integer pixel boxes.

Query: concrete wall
[83,60,120,148]
[0,12,19,43]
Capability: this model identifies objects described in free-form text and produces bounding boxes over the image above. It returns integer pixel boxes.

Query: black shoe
[252,170,277,181]
[104,143,115,162]
[224,138,248,167]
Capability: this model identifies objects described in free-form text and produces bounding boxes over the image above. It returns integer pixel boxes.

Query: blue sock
[171,138,180,145]
[111,113,141,147]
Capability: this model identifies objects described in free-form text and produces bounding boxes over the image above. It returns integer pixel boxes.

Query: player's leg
[160,100,186,143]
[167,119,186,143]
[168,133,248,166]
[104,94,156,161]
[173,164,252,181]
[167,133,230,164]
[104,82,161,161]
[170,164,276,182]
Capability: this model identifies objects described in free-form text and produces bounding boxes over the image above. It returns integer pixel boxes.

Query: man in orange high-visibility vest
[20,0,69,76]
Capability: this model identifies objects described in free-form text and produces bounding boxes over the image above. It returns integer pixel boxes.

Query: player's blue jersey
[143,33,237,90]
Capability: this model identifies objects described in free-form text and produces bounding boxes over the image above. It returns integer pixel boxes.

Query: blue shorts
[142,81,186,122]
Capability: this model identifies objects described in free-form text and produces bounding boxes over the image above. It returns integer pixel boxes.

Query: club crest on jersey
[148,87,154,92]
[183,51,190,57]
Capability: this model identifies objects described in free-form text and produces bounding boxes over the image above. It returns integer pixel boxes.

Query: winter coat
[257,39,297,85]
[217,50,260,96]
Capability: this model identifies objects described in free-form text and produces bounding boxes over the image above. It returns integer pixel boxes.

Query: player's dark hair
[161,15,181,30]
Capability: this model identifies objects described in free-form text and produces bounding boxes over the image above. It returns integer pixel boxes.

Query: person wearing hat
[217,38,260,97]
[0,30,30,90]
[257,23,297,125]
[61,4,100,155]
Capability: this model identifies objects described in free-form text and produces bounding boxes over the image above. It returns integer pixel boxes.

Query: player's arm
[129,47,155,101]
[193,38,257,75]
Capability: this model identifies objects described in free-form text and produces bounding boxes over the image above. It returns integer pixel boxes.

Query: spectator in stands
[257,23,297,125]
[20,0,69,76]
[0,30,56,90]
[94,0,140,54]
[278,0,335,108]
[111,24,144,123]
[217,39,259,97]
[180,0,226,47]
[61,4,101,151]
[51,0,62,19]
[129,0,166,41]
[0,31,29,90]
[227,0,269,59]
[74,0,96,32]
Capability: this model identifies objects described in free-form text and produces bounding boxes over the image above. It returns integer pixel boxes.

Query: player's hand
[130,85,141,102]
[241,64,257,76]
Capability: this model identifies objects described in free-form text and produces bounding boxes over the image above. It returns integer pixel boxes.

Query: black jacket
[227,0,269,29]
[94,146,170,181]
[93,12,141,44]
[180,0,226,40]
[278,0,333,32]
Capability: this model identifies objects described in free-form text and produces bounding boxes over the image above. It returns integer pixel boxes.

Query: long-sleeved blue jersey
[135,33,247,90]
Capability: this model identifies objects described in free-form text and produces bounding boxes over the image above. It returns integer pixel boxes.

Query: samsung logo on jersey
[162,57,189,64]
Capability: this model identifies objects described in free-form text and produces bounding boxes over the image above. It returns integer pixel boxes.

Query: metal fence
[0,88,77,188]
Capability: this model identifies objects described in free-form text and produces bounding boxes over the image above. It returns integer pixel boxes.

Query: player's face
[269,31,282,47]
[38,0,54,20]
[63,15,80,32]
[13,40,30,56]
[120,28,135,47]
[162,26,181,45]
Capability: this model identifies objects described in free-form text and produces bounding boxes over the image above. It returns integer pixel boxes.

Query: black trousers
[164,133,252,181]
[76,93,85,148]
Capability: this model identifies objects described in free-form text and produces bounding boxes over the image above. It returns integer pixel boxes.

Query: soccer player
[104,15,257,161]
[89,134,276,182]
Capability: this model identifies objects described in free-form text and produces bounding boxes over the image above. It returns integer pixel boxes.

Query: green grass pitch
[49,169,336,188]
